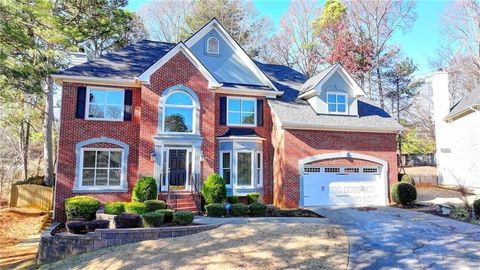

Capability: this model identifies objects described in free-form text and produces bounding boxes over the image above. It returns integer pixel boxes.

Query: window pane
[222,152,230,169]
[109,169,121,186]
[241,113,255,124]
[337,95,346,103]
[110,151,122,168]
[105,91,123,105]
[89,90,105,104]
[237,153,252,186]
[164,107,193,132]
[228,112,241,124]
[223,169,230,185]
[96,151,109,167]
[328,104,337,112]
[96,169,108,185]
[338,104,346,112]
[257,153,261,168]
[228,99,241,111]
[208,38,219,53]
[257,169,261,185]
[83,151,96,167]
[165,92,193,105]
[88,104,105,118]
[105,105,123,119]
[82,169,95,186]
[242,100,255,112]
[327,94,336,103]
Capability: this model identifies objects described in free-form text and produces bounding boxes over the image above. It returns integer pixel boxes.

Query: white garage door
[302,166,387,206]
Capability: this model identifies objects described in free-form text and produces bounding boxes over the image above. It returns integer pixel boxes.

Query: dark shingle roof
[446,85,480,119]
[299,64,337,95]
[55,40,175,79]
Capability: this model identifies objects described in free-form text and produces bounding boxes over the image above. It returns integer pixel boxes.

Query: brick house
[52,19,401,221]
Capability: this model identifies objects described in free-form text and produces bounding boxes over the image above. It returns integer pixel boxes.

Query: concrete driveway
[311,206,480,270]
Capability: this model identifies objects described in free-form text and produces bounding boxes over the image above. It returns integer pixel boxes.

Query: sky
[127,0,449,76]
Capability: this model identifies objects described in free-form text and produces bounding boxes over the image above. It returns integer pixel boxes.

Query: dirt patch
[39,222,348,270]
[402,166,437,175]
[0,209,47,247]
[416,186,477,206]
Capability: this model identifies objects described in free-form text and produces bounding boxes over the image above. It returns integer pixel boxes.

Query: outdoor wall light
[150,151,157,161]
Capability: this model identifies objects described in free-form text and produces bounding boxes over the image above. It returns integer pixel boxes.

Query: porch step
[159,191,199,213]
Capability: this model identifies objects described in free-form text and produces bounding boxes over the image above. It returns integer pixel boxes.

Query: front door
[168,149,187,188]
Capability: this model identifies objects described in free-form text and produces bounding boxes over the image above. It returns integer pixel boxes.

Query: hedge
[226,195,239,204]
[391,182,417,205]
[114,213,142,228]
[142,211,165,227]
[65,196,100,221]
[401,175,415,186]
[132,176,157,202]
[473,199,480,217]
[173,211,194,226]
[124,202,148,215]
[104,202,126,215]
[201,173,226,205]
[156,209,174,223]
[145,200,166,212]
[205,203,226,217]
[248,202,267,216]
[230,203,248,217]
[247,193,260,204]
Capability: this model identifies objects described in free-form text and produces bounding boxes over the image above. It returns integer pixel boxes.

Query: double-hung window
[220,151,231,186]
[86,87,124,120]
[327,92,347,114]
[237,151,254,187]
[80,149,123,188]
[227,97,256,126]
[256,152,263,187]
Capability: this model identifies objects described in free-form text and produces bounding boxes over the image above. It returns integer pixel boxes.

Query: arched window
[163,91,195,133]
[207,37,219,54]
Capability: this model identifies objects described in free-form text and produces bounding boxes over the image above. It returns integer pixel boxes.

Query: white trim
[226,96,257,127]
[280,121,402,133]
[206,37,220,54]
[219,150,232,188]
[184,19,279,92]
[217,136,266,141]
[137,43,222,88]
[51,74,138,87]
[218,86,282,98]
[85,86,125,121]
[163,147,191,191]
[78,148,124,190]
[326,91,348,115]
[235,150,255,189]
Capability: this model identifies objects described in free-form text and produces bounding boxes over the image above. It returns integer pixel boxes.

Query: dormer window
[327,92,347,114]
[207,37,219,54]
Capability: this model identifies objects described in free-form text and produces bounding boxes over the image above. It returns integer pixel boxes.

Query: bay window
[237,151,253,187]
[220,151,231,186]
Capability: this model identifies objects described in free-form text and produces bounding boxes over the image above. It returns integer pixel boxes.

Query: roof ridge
[139,39,177,45]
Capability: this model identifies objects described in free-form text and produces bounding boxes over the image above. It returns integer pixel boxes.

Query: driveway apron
[311,206,480,270]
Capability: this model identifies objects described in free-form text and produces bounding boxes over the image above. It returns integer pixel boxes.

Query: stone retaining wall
[37,223,220,264]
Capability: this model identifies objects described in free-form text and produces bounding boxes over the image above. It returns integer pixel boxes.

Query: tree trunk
[20,121,30,181]
[396,83,400,120]
[43,77,55,186]
[376,65,385,109]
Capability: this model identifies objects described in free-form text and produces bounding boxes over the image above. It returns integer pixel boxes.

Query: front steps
[159,191,199,213]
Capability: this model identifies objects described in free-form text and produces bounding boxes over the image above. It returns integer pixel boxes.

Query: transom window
[163,91,194,133]
[87,88,124,120]
[227,97,256,126]
[327,92,347,114]
[81,149,123,187]
[207,37,219,54]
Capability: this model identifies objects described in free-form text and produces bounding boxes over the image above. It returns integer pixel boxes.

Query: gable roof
[255,62,403,132]
[54,40,175,80]
[445,85,480,120]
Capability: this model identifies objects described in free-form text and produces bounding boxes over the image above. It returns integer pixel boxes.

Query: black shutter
[220,96,227,125]
[124,89,133,121]
[257,99,264,126]
[75,87,87,119]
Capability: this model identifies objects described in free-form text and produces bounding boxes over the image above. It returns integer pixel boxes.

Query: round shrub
[226,196,239,204]
[230,203,248,217]
[401,175,415,186]
[201,173,227,205]
[205,203,226,217]
[65,196,100,221]
[66,221,89,234]
[247,193,260,204]
[142,211,165,227]
[86,220,110,231]
[104,202,126,215]
[156,209,174,223]
[114,213,142,228]
[173,211,194,226]
[248,202,267,216]
[473,199,480,217]
[391,182,417,205]
[145,200,166,212]
[124,202,148,215]
[132,176,158,202]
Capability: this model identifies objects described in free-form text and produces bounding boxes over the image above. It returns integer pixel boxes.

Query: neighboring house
[432,71,480,193]
[51,19,401,221]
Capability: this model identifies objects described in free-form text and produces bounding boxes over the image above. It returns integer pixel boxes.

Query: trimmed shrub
[473,199,480,217]
[132,176,158,202]
[156,209,175,223]
[104,202,126,215]
[391,182,417,205]
[201,173,227,205]
[173,211,194,226]
[114,213,142,228]
[124,202,148,215]
[66,221,89,234]
[249,202,267,216]
[65,196,100,221]
[230,203,248,217]
[226,195,239,204]
[401,175,416,186]
[205,203,226,217]
[142,211,165,227]
[145,200,166,212]
[86,220,110,231]
[247,193,260,204]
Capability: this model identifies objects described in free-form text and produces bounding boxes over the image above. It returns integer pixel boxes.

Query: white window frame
[206,37,219,54]
[162,90,196,134]
[85,86,125,121]
[235,150,255,189]
[256,152,263,187]
[226,97,257,127]
[326,92,348,115]
[79,148,125,190]
[219,150,232,188]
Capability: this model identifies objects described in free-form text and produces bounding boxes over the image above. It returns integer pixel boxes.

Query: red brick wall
[55,82,141,221]
[272,125,398,208]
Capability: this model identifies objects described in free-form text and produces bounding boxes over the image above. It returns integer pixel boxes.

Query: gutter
[444,105,480,122]
[51,74,139,87]
[280,121,403,134]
